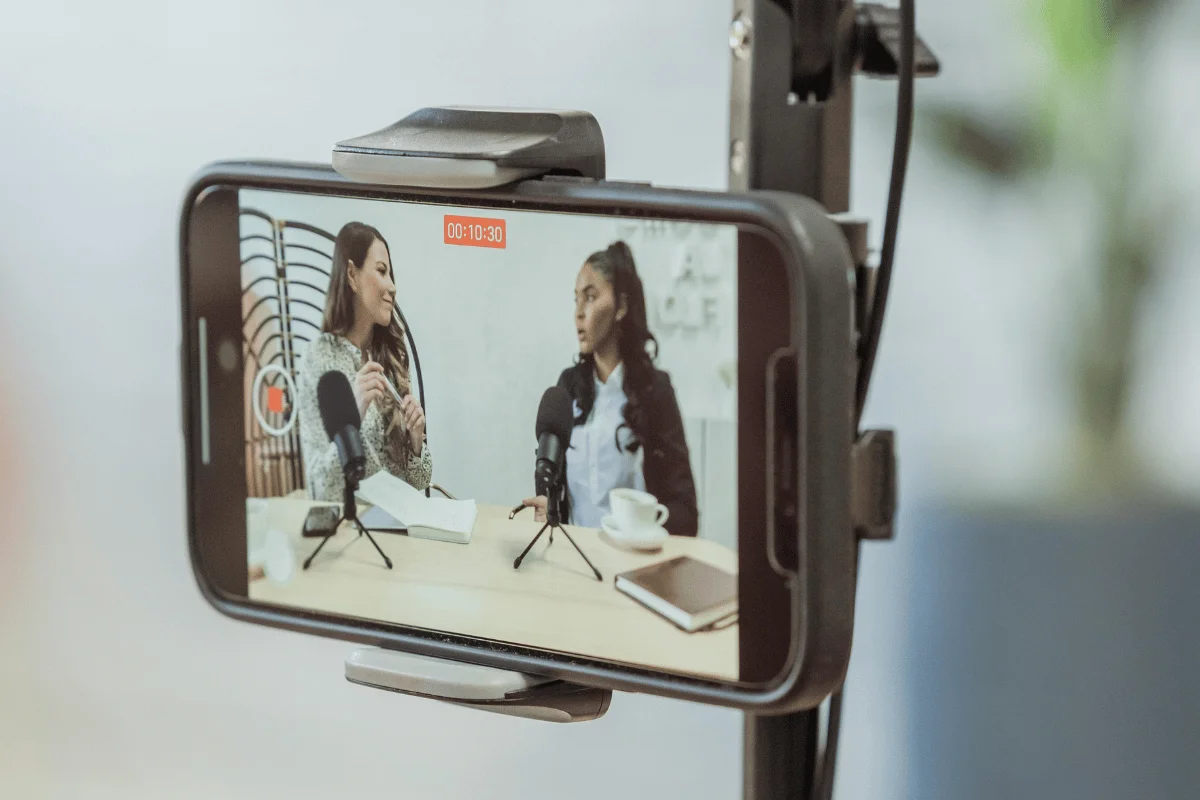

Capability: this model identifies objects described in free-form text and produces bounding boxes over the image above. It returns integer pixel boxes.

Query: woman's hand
[401,394,425,452]
[522,495,547,523]
[353,361,387,420]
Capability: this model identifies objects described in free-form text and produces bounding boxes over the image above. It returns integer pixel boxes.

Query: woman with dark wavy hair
[522,241,699,536]
[297,222,432,501]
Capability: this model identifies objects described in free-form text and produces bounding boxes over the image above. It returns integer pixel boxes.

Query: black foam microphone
[305,370,392,571]
[317,371,366,485]
[534,386,574,499]
[513,385,601,579]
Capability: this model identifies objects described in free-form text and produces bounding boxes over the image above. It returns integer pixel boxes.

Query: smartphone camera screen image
[186,174,807,691]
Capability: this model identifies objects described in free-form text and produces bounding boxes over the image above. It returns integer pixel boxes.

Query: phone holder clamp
[344,648,611,723]
[332,106,612,722]
[852,428,896,541]
[332,106,606,189]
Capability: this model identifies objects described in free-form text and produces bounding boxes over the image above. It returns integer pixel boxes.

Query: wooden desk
[250,499,738,682]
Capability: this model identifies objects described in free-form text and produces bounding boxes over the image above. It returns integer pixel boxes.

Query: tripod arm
[303,473,393,570]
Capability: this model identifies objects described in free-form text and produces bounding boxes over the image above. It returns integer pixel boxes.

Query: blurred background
[1,0,1198,798]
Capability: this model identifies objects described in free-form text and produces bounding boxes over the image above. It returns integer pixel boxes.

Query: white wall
[239,189,740,545]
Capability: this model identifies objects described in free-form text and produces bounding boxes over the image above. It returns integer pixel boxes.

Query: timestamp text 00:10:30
[444,215,506,249]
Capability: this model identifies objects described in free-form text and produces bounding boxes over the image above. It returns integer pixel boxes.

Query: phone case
[179,161,856,714]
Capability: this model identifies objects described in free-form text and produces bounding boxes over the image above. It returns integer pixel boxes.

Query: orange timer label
[444,215,506,249]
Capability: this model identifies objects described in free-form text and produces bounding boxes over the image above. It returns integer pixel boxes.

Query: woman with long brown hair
[297,222,432,501]
[521,241,698,536]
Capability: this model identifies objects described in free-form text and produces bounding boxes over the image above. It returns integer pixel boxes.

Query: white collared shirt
[565,362,644,529]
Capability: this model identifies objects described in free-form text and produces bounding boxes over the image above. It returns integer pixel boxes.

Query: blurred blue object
[907,505,1200,798]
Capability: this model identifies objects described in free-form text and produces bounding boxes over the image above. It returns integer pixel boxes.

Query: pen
[509,503,528,520]
[381,374,406,405]
[380,374,411,431]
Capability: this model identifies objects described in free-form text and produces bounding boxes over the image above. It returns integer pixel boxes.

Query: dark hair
[566,240,658,453]
[322,221,414,462]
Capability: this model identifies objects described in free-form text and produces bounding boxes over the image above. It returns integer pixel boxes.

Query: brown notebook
[614,556,738,632]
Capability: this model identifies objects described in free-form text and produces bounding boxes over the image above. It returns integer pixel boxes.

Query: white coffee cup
[261,528,295,584]
[610,488,669,533]
[246,498,268,561]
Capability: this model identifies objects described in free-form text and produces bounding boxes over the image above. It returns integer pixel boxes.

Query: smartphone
[302,505,341,538]
[181,161,856,713]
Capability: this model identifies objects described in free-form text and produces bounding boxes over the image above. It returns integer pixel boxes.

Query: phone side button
[765,347,799,577]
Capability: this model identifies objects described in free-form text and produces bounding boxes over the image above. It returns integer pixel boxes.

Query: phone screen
[232,187,750,683]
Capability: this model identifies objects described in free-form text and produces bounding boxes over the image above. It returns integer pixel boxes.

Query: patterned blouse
[297,332,433,502]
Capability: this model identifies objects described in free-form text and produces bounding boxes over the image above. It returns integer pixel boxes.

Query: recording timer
[444,215,506,249]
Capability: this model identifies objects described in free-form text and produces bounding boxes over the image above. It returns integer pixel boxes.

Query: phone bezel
[179,161,856,713]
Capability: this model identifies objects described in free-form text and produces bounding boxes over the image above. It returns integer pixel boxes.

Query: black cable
[815,2,916,798]
[816,689,845,800]
[854,0,916,426]
[814,546,860,800]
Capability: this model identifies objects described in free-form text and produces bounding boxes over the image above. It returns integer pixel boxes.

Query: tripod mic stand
[303,476,393,570]
[513,482,601,581]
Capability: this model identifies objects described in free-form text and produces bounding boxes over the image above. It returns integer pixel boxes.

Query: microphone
[317,371,366,485]
[305,370,392,570]
[534,386,574,500]
[512,385,601,580]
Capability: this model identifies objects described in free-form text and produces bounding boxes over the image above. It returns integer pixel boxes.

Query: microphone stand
[513,480,602,581]
[303,474,393,570]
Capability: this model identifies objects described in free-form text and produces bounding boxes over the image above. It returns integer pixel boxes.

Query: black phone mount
[327,0,937,792]
[731,3,935,799]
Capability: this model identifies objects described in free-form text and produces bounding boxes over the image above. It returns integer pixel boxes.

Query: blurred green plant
[921,0,1179,500]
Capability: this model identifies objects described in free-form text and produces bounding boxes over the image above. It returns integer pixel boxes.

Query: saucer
[600,515,668,552]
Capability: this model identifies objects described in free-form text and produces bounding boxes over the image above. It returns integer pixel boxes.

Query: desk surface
[250,499,738,682]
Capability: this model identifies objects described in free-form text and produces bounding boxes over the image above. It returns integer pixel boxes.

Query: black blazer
[556,366,700,537]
